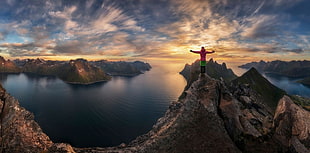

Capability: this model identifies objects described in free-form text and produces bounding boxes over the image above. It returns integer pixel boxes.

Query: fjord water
[0,64,187,147]
[263,73,310,98]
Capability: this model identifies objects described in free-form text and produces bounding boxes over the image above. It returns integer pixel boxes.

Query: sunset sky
[0,0,309,65]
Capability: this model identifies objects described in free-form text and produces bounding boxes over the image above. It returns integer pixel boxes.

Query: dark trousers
[201,66,205,73]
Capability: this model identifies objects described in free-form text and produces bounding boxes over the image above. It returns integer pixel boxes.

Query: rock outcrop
[273,95,310,153]
[0,84,52,153]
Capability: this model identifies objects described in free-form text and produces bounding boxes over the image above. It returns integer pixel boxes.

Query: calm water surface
[0,63,187,147]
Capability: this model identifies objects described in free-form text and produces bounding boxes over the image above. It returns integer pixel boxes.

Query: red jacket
[191,48,214,61]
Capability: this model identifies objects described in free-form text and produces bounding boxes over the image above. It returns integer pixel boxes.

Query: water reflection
[0,73,8,83]
[68,81,108,90]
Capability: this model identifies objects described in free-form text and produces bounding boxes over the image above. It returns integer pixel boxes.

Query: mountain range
[239,60,310,86]
[91,60,151,76]
[0,56,151,84]
[0,60,309,152]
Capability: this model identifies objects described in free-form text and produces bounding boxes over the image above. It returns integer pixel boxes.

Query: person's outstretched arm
[190,50,201,53]
[206,50,215,54]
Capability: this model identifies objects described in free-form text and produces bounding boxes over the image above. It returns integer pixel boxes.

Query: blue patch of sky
[0,33,32,44]
[284,1,310,31]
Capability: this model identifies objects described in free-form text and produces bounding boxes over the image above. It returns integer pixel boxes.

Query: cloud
[0,42,54,57]
[91,3,144,33]
[0,32,8,40]
[285,48,303,53]
[53,40,85,54]
[0,0,308,62]
[240,15,280,39]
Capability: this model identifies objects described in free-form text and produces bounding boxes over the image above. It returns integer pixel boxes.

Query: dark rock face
[239,60,310,78]
[273,96,310,153]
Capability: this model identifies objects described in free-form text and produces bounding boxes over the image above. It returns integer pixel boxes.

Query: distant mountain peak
[243,67,260,76]
[233,67,286,112]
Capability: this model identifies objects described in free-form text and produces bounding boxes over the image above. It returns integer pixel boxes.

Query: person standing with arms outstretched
[190,47,215,73]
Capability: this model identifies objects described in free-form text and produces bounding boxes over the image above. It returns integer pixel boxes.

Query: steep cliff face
[0,84,52,153]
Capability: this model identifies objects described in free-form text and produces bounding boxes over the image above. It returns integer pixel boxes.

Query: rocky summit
[0,62,310,152]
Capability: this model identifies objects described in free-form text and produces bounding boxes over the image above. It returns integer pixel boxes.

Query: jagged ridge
[232,67,286,112]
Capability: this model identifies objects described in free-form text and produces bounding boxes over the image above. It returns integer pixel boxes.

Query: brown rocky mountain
[0,62,309,152]
[0,56,20,73]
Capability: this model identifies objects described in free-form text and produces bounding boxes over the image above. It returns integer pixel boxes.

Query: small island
[0,56,151,84]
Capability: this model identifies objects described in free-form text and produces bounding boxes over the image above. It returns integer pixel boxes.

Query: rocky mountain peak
[232,67,286,112]
[0,56,5,63]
